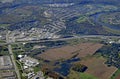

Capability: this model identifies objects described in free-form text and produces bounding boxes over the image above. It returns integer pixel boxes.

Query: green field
[0,24,10,29]
[67,70,98,79]
[80,73,98,79]
[77,16,87,23]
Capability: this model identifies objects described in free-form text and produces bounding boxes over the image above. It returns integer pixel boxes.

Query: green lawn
[77,16,87,23]
[0,24,10,29]
[67,70,98,79]
[80,73,98,79]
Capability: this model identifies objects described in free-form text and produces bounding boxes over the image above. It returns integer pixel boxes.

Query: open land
[37,43,103,61]
[79,56,117,79]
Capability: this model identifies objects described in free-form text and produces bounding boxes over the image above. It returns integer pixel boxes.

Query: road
[15,35,120,44]
[0,35,119,46]
[6,31,21,79]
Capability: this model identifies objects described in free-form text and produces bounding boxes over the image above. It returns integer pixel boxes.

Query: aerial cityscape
[0,0,120,79]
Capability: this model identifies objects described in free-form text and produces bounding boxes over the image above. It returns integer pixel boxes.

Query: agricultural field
[75,56,117,79]
[67,56,117,79]
[37,43,103,61]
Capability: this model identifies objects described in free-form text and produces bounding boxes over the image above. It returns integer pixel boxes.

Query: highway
[0,35,119,46]
[6,31,21,79]
[15,35,120,44]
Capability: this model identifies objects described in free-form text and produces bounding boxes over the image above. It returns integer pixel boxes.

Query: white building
[19,56,39,67]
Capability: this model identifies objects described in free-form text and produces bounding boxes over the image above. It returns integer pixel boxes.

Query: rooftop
[20,56,39,67]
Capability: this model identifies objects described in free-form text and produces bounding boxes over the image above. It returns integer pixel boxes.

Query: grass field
[77,16,87,23]
[79,73,98,79]
[0,24,10,29]
[66,70,98,79]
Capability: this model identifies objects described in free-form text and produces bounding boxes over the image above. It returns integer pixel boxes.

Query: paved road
[15,35,120,44]
[6,31,21,79]
[8,45,21,79]
[0,35,119,46]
